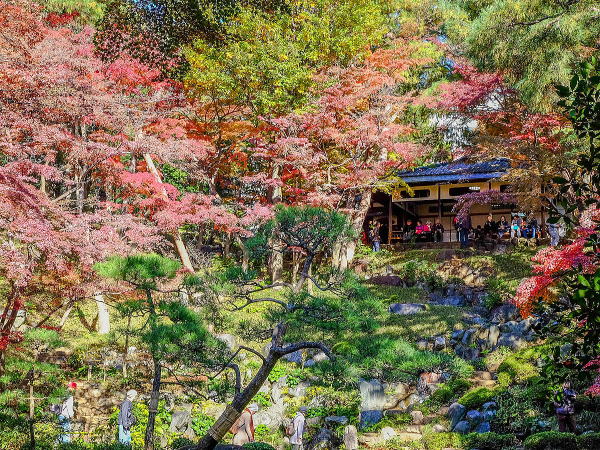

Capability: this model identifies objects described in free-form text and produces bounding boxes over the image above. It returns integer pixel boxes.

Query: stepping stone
[389,303,427,315]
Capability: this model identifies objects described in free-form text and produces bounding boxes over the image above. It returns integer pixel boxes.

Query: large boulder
[359,379,386,411]
[491,304,519,323]
[288,381,310,398]
[306,427,341,450]
[359,410,383,429]
[254,398,286,428]
[453,420,471,434]
[215,333,237,351]
[475,421,491,433]
[282,350,303,365]
[447,402,466,429]
[343,425,359,450]
[389,303,427,315]
[170,405,192,434]
[466,410,483,426]
[367,275,405,286]
[325,416,348,425]
[497,333,528,350]
[487,325,501,348]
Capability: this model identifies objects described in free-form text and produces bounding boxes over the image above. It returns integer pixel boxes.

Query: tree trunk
[332,190,372,271]
[268,237,283,284]
[235,235,249,273]
[95,294,110,335]
[59,304,74,328]
[267,165,283,283]
[123,315,132,378]
[144,356,162,450]
[143,153,195,272]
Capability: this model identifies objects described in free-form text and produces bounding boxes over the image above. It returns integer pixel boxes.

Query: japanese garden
[0,1,599,449]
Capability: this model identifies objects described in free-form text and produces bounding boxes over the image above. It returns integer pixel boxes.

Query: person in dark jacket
[497,215,509,238]
[554,381,577,433]
[433,218,444,243]
[457,215,471,248]
[483,214,498,238]
[118,389,138,444]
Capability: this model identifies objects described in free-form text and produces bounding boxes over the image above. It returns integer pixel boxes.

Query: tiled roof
[397,158,510,184]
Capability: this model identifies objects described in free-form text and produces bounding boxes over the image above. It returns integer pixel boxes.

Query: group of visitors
[368,218,445,251]
[53,382,309,448]
[53,382,138,445]
[368,212,559,250]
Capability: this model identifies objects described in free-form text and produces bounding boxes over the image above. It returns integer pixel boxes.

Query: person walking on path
[58,381,77,443]
[554,381,577,433]
[118,389,138,445]
[369,221,381,252]
[231,403,258,445]
[289,406,307,450]
[548,222,561,246]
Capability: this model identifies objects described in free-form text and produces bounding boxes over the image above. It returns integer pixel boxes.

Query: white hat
[126,389,138,401]
[248,403,259,412]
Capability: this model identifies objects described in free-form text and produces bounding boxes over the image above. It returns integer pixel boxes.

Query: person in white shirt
[58,381,77,443]
[290,406,307,450]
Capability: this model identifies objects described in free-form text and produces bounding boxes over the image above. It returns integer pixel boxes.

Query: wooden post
[387,194,393,244]
[28,371,35,449]
[437,184,442,242]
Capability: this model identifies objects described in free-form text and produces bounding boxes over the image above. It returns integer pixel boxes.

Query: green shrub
[497,346,543,386]
[242,443,276,450]
[170,438,194,449]
[363,412,412,432]
[524,431,577,450]
[421,431,462,450]
[578,432,600,450]
[463,432,516,450]
[493,384,547,435]
[457,387,497,409]
[253,392,272,408]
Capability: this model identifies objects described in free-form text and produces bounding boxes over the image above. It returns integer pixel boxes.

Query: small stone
[433,336,446,350]
[410,410,424,425]
[432,424,447,433]
[380,426,396,440]
[416,339,429,351]
[325,416,348,425]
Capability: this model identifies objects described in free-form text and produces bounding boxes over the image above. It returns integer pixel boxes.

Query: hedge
[523,431,577,450]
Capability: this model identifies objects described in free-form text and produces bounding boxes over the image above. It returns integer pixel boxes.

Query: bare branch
[271,341,334,360]
[230,297,288,311]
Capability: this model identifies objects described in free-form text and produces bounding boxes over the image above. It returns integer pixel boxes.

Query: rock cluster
[447,401,497,435]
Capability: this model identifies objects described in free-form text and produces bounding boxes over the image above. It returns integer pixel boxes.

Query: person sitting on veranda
[510,215,522,239]
[497,215,509,239]
[415,220,426,241]
[404,219,415,241]
[483,214,498,238]
[433,218,444,243]
[424,220,433,241]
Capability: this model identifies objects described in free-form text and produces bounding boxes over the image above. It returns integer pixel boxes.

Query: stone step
[472,371,494,380]
[470,379,497,388]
